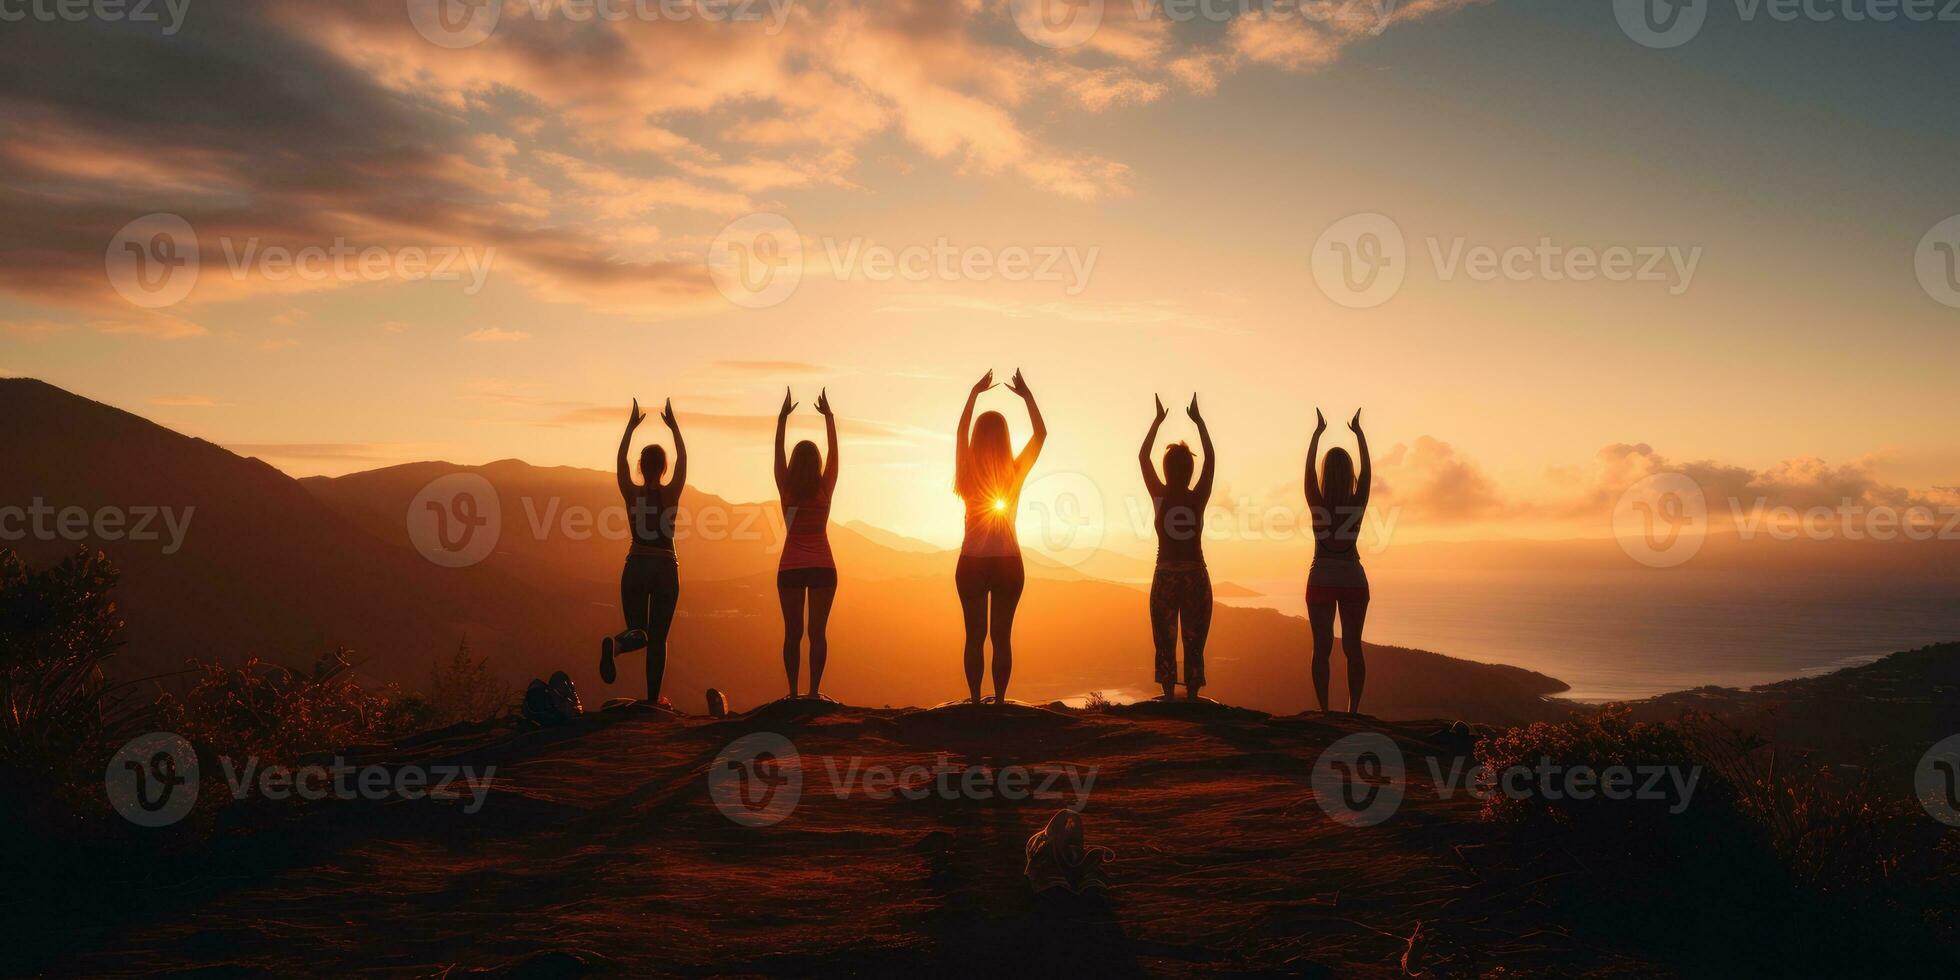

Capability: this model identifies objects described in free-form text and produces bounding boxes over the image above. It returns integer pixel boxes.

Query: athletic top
[778,487,835,571]
[1151,486,1208,566]
[1307,499,1367,588]
[625,483,677,558]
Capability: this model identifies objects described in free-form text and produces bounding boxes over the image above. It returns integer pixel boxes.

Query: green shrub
[161,651,433,767]
[0,548,147,834]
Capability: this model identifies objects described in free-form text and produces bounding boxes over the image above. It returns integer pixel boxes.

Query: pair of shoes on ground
[598,630,648,684]
[1025,809,1114,894]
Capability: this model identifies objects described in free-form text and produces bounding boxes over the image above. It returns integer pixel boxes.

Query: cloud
[91,316,208,339]
[1,319,70,337]
[225,443,402,462]
[1372,436,1508,522]
[1372,438,1958,529]
[0,0,1488,317]
[713,360,831,375]
[1558,443,1958,521]
[465,328,531,343]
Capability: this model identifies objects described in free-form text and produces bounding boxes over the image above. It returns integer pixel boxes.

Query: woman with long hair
[954,369,1046,705]
[1304,408,1372,714]
[774,386,840,700]
[1139,394,1216,701]
[599,398,686,705]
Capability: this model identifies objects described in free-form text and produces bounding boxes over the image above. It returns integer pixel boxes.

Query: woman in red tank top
[775,387,839,700]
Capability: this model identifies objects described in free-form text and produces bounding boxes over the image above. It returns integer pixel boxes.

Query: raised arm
[1189,394,1216,503]
[1007,368,1046,481]
[617,399,646,500]
[1349,409,1371,507]
[1304,408,1327,508]
[1139,395,1167,494]
[816,388,839,495]
[661,398,686,493]
[956,370,992,488]
[773,387,795,496]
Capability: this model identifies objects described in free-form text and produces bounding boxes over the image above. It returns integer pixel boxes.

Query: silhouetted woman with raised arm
[600,397,686,705]
[1140,394,1216,701]
[954,369,1046,705]
[1305,409,1371,714]
[775,387,839,701]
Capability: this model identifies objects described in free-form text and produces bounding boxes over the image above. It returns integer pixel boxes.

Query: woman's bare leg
[806,584,836,698]
[1338,596,1370,715]
[957,572,988,704]
[1307,599,1337,713]
[989,579,1023,704]
[778,583,805,699]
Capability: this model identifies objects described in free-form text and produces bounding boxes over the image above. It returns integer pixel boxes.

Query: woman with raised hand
[600,397,686,705]
[1139,394,1216,701]
[953,369,1046,705]
[1304,408,1372,715]
[774,386,840,701]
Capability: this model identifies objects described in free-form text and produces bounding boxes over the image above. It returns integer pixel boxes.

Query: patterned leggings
[1149,565,1212,687]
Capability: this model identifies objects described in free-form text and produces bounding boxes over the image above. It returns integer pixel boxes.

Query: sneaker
[1075,845,1115,893]
[1024,811,1076,893]
[599,635,617,684]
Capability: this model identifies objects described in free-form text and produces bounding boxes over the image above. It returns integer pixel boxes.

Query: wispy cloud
[465,328,530,343]
[225,442,404,462]
[713,360,831,375]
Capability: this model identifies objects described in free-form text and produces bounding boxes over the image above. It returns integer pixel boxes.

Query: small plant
[0,548,147,833]
[163,650,433,766]
[427,636,513,726]
[1083,691,1111,711]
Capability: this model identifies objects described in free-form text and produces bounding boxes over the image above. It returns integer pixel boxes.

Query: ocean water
[1222,568,1960,701]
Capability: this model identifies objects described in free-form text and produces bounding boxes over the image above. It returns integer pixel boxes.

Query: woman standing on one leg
[1304,408,1371,715]
[1139,394,1216,701]
[599,398,687,705]
[954,369,1046,705]
[775,387,840,701]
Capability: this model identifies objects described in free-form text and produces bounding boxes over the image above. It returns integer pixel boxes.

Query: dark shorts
[777,566,838,590]
[1305,585,1370,604]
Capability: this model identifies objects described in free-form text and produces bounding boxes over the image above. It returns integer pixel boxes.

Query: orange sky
[3,0,1957,552]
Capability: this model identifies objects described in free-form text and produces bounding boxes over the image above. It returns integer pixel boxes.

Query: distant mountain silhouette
[0,378,613,685]
[3,378,1568,720]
